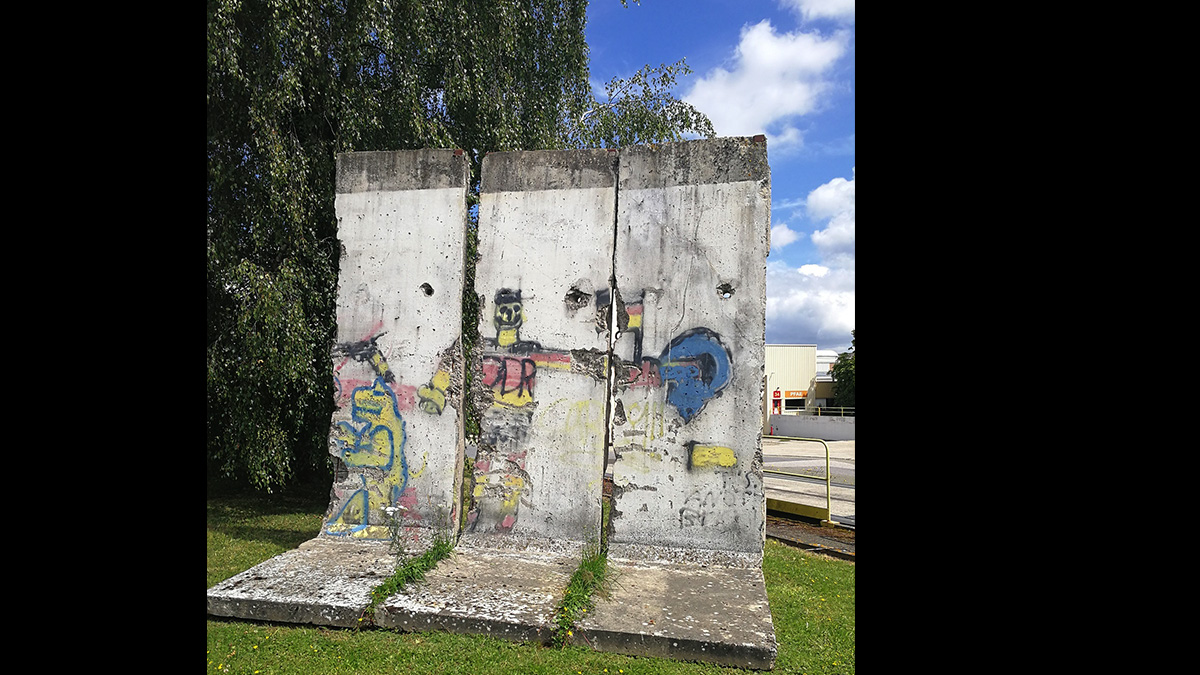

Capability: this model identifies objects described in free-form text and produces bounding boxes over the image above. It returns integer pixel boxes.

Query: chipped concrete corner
[207,139,776,669]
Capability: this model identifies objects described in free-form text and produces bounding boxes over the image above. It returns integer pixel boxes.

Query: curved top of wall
[619,136,769,190]
[336,149,470,193]
[481,148,618,193]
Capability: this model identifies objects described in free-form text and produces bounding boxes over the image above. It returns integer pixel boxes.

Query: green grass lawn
[207,487,854,674]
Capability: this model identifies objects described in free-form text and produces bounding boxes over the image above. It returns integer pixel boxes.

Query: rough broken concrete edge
[573,627,777,671]
[336,148,470,194]
[606,542,764,569]
[454,533,590,559]
[618,136,770,190]
[480,148,618,193]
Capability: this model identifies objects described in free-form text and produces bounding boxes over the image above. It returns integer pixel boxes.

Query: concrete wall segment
[324,149,469,543]
[336,149,469,193]
[618,136,770,190]
[608,138,770,556]
[481,148,618,193]
[466,148,618,546]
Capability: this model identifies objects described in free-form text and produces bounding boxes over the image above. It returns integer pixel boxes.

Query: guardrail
[762,435,840,527]
[812,407,854,417]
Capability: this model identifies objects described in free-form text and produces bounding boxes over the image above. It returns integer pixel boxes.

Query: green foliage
[207,0,592,492]
[207,0,714,493]
[207,255,335,492]
[832,330,855,408]
[551,541,611,648]
[206,487,327,588]
[365,529,456,619]
[761,539,856,673]
[562,59,715,149]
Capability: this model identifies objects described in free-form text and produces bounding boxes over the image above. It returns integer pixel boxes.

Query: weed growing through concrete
[551,497,614,648]
[552,540,610,648]
[361,504,456,623]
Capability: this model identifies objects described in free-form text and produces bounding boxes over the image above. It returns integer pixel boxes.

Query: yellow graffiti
[501,474,525,510]
[409,452,429,479]
[563,400,606,438]
[417,368,451,414]
[343,380,405,470]
[325,379,409,540]
[493,387,534,407]
[691,445,737,468]
[368,351,391,381]
[615,401,665,447]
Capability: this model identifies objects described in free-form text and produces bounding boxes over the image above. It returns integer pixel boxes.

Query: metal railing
[813,407,854,417]
[762,435,840,527]
[772,407,855,417]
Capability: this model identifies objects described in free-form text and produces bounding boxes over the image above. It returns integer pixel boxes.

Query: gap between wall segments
[599,150,620,551]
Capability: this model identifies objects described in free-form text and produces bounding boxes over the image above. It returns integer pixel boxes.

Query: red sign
[773,390,781,398]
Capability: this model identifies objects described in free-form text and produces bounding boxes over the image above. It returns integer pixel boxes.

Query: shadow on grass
[209,523,322,552]
[207,476,330,550]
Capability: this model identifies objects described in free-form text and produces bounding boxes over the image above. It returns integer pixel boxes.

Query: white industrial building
[764,344,843,415]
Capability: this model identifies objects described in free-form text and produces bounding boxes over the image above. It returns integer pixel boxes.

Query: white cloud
[780,0,856,22]
[770,222,800,252]
[766,261,854,347]
[807,170,855,263]
[805,171,854,221]
[765,171,855,348]
[683,21,849,150]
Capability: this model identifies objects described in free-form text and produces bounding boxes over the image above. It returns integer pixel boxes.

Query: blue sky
[584,0,855,354]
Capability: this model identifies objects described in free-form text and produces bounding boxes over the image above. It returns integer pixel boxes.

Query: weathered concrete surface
[374,544,583,642]
[608,137,771,556]
[208,143,777,669]
[575,550,776,669]
[464,148,617,544]
[206,538,396,628]
[325,149,469,541]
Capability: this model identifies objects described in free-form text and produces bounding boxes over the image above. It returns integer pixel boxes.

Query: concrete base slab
[374,545,579,643]
[206,537,396,628]
[575,554,777,670]
[208,537,776,669]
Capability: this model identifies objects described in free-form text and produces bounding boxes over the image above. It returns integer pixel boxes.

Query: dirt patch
[767,515,855,544]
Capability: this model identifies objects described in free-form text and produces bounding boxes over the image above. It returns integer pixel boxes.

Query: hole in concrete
[564,286,592,310]
[420,282,434,296]
[717,283,734,299]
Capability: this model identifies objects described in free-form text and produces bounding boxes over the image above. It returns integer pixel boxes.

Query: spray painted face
[493,289,524,333]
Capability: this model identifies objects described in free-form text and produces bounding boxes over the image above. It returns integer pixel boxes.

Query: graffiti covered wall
[607,139,770,555]
[464,149,618,545]
[464,139,769,557]
[323,150,469,543]
[322,140,769,558]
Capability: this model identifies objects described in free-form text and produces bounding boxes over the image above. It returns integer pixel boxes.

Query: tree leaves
[831,331,855,409]
[562,59,715,149]
[207,0,714,491]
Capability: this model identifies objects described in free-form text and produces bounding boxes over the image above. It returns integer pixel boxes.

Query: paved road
[761,436,855,526]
